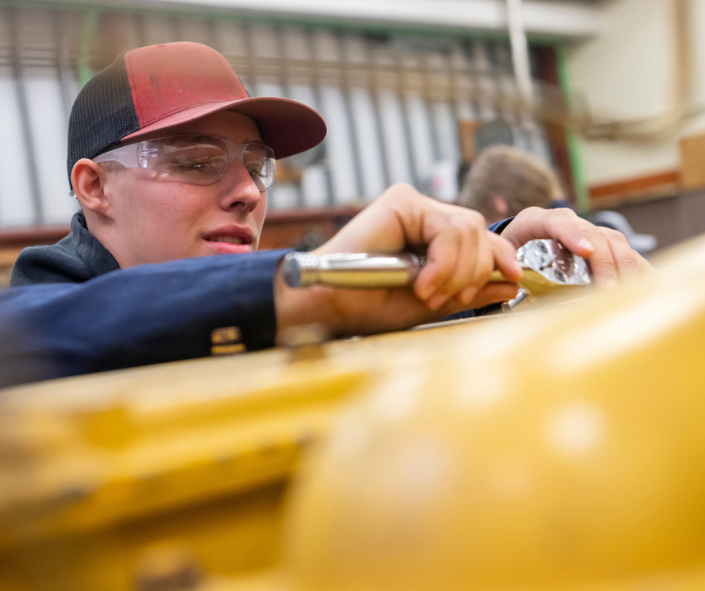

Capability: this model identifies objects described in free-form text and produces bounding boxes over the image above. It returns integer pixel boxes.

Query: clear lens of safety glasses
[93,136,277,190]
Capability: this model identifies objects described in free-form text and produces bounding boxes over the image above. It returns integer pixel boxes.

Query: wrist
[273,266,344,343]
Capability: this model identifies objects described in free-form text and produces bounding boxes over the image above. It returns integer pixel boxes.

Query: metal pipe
[506,0,533,116]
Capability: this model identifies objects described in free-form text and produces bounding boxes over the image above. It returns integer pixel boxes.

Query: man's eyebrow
[169,135,263,145]
[182,134,219,142]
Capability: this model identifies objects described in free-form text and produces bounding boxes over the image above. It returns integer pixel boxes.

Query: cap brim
[122,96,327,160]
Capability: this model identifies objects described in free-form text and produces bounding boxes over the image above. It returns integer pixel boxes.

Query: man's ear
[490,194,509,217]
[71,158,113,217]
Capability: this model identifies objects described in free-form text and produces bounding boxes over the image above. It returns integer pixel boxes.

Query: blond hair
[458,146,564,222]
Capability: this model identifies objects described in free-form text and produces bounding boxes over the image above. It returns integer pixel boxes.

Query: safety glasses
[92,135,277,190]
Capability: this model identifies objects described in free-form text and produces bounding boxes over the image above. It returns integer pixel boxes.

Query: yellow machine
[2,236,705,590]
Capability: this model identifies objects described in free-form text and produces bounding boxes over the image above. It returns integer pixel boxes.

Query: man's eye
[246,164,263,180]
[169,156,224,173]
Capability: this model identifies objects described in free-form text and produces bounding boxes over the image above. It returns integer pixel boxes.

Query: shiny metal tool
[281,252,424,289]
[282,239,591,302]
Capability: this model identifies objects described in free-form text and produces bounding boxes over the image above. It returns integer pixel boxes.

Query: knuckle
[554,207,578,222]
[604,227,628,242]
[459,209,486,228]
[622,255,639,270]
[389,182,416,192]
[382,183,420,202]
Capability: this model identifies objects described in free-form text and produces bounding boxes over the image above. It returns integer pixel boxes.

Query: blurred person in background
[458,145,568,225]
[0,42,650,389]
[458,145,657,257]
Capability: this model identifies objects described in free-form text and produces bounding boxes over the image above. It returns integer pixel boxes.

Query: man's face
[102,111,268,267]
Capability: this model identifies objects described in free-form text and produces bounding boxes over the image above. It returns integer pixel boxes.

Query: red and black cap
[67,41,327,185]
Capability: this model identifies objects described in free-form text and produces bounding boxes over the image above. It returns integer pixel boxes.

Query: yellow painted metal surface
[282,238,705,591]
[1,235,705,590]
[0,351,373,590]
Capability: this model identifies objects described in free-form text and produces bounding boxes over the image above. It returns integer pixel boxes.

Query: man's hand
[500,207,653,288]
[274,185,522,338]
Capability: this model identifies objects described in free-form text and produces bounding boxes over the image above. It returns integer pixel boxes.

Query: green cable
[556,46,590,216]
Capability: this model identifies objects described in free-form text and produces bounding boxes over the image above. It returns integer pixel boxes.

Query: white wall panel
[24,69,78,223]
[378,89,413,186]
[319,86,359,204]
[301,165,330,208]
[315,30,358,204]
[0,69,36,226]
[433,101,460,163]
[349,87,386,201]
[405,93,435,184]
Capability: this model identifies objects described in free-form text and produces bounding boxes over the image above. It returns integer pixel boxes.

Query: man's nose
[218,160,263,213]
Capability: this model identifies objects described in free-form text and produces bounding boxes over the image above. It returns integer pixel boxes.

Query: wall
[567,0,705,189]
[0,4,563,229]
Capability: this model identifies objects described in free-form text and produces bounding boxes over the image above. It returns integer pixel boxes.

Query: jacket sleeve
[0,250,287,389]
[488,217,514,234]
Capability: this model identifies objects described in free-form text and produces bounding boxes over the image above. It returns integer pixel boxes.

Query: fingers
[317,185,523,313]
[417,210,489,310]
[369,187,522,310]
[414,211,478,309]
[415,228,520,311]
[453,233,522,307]
[560,225,652,287]
[502,207,653,288]
[601,227,652,281]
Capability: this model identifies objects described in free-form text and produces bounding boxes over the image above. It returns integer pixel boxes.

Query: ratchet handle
[282,252,526,289]
[281,252,425,289]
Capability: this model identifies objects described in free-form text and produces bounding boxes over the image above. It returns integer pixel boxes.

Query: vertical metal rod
[506,0,534,116]
[7,7,44,224]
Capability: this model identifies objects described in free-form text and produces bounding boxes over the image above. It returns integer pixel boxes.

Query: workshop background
[0,0,703,283]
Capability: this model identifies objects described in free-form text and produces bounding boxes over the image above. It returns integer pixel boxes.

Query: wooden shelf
[0,224,71,248]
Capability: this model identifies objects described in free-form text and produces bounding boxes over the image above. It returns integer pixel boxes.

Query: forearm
[0,251,286,388]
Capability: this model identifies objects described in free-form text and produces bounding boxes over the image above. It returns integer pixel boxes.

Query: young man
[1,42,648,388]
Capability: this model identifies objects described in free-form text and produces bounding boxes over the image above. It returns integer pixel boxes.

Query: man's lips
[203,226,254,254]
[205,235,249,245]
